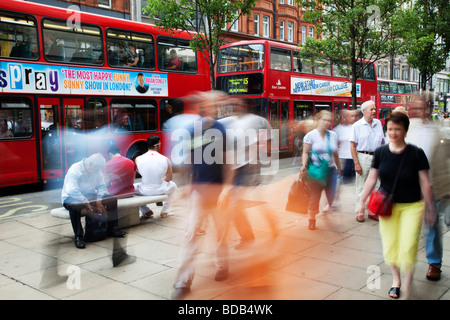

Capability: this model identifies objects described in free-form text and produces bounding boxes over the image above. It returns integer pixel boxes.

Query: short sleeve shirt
[303,129,338,167]
[104,156,136,196]
[349,117,384,151]
[371,144,429,203]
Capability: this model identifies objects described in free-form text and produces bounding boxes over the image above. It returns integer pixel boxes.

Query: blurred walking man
[407,97,449,281]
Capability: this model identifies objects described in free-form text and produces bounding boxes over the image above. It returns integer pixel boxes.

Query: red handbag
[368,145,409,217]
[368,189,393,217]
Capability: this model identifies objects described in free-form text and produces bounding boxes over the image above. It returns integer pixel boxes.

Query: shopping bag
[285,177,310,214]
[306,151,329,186]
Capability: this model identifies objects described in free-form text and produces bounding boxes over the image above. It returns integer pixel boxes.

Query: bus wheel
[126,141,148,162]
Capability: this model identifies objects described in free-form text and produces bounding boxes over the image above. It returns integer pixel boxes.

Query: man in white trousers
[350,100,384,222]
[134,136,177,218]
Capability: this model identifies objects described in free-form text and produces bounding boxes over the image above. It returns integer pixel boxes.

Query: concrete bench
[50,194,168,229]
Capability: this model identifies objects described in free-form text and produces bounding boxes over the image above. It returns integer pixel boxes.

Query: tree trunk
[420,72,428,91]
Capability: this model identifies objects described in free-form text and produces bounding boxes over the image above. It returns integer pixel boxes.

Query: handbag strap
[389,144,409,196]
[326,130,331,155]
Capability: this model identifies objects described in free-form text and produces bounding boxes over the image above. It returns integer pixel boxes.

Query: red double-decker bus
[376,79,419,125]
[216,39,378,153]
[0,0,211,188]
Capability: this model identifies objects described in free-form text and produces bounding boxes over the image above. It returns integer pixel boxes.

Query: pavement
[0,163,449,301]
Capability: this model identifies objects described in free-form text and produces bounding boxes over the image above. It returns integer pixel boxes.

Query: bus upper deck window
[271,47,291,71]
[0,11,39,60]
[158,37,197,73]
[364,63,376,80]
[106,29,155,69]
[43,18,103,65]
[314,59,331,76]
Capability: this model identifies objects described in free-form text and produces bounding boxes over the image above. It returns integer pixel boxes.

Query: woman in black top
[358,112,435,300]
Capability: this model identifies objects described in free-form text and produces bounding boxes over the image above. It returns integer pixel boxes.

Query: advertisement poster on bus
[291,77,361,97]
[0,62,168,96]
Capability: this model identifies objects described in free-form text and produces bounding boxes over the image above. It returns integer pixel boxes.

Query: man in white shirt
[350,100,384,222]
[134,136,177,217]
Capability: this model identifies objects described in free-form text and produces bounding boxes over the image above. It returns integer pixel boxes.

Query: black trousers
[63,194,119,238]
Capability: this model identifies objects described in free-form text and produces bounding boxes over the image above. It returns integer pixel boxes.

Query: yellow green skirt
[378,201,425,271]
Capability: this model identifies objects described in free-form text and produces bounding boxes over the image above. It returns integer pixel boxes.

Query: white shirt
[333,124,352,159]
[219,114,269,169]
[406,118,438,161]
[303,129,338,167]
[349,117,384,152]
[135,150,169,194]
[61,159,108,204]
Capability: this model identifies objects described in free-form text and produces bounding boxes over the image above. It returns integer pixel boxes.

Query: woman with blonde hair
[301,110,341,230]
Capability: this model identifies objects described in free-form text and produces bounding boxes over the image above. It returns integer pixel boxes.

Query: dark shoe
[113,253,136,267]
[171,287,190,300]
[234,239,254,250]
[368,213,379,221]
[308,219,316,230]
[108,230,126,238]
[388,287,400,299]
[356,213,365,222]
[75,236,85,249]
[215,269,229,281]
[426,265,441,281]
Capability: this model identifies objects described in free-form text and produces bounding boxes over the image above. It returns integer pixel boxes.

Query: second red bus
[216,39,378,154]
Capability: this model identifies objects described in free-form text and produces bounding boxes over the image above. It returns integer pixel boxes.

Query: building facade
[220,0,317,46]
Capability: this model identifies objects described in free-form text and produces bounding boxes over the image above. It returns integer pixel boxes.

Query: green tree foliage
[296,0,405,108]
[397,0,450,90]
[143,0,256,89]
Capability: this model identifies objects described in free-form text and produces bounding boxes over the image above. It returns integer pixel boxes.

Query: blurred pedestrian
[104,145,136,198]
[333,109,357,209]
[134,136,177,218]
[358,112,435,299]
[334,110,358,183]
[171,91,232,300]
[300,110,341,230]
[61,153,125,249]
[350,100,384,222]
[219,99,276,249]
[407,97,450,281]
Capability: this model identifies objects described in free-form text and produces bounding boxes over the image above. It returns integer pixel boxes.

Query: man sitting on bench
[134,136,177,218]
[61,153,125,249]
